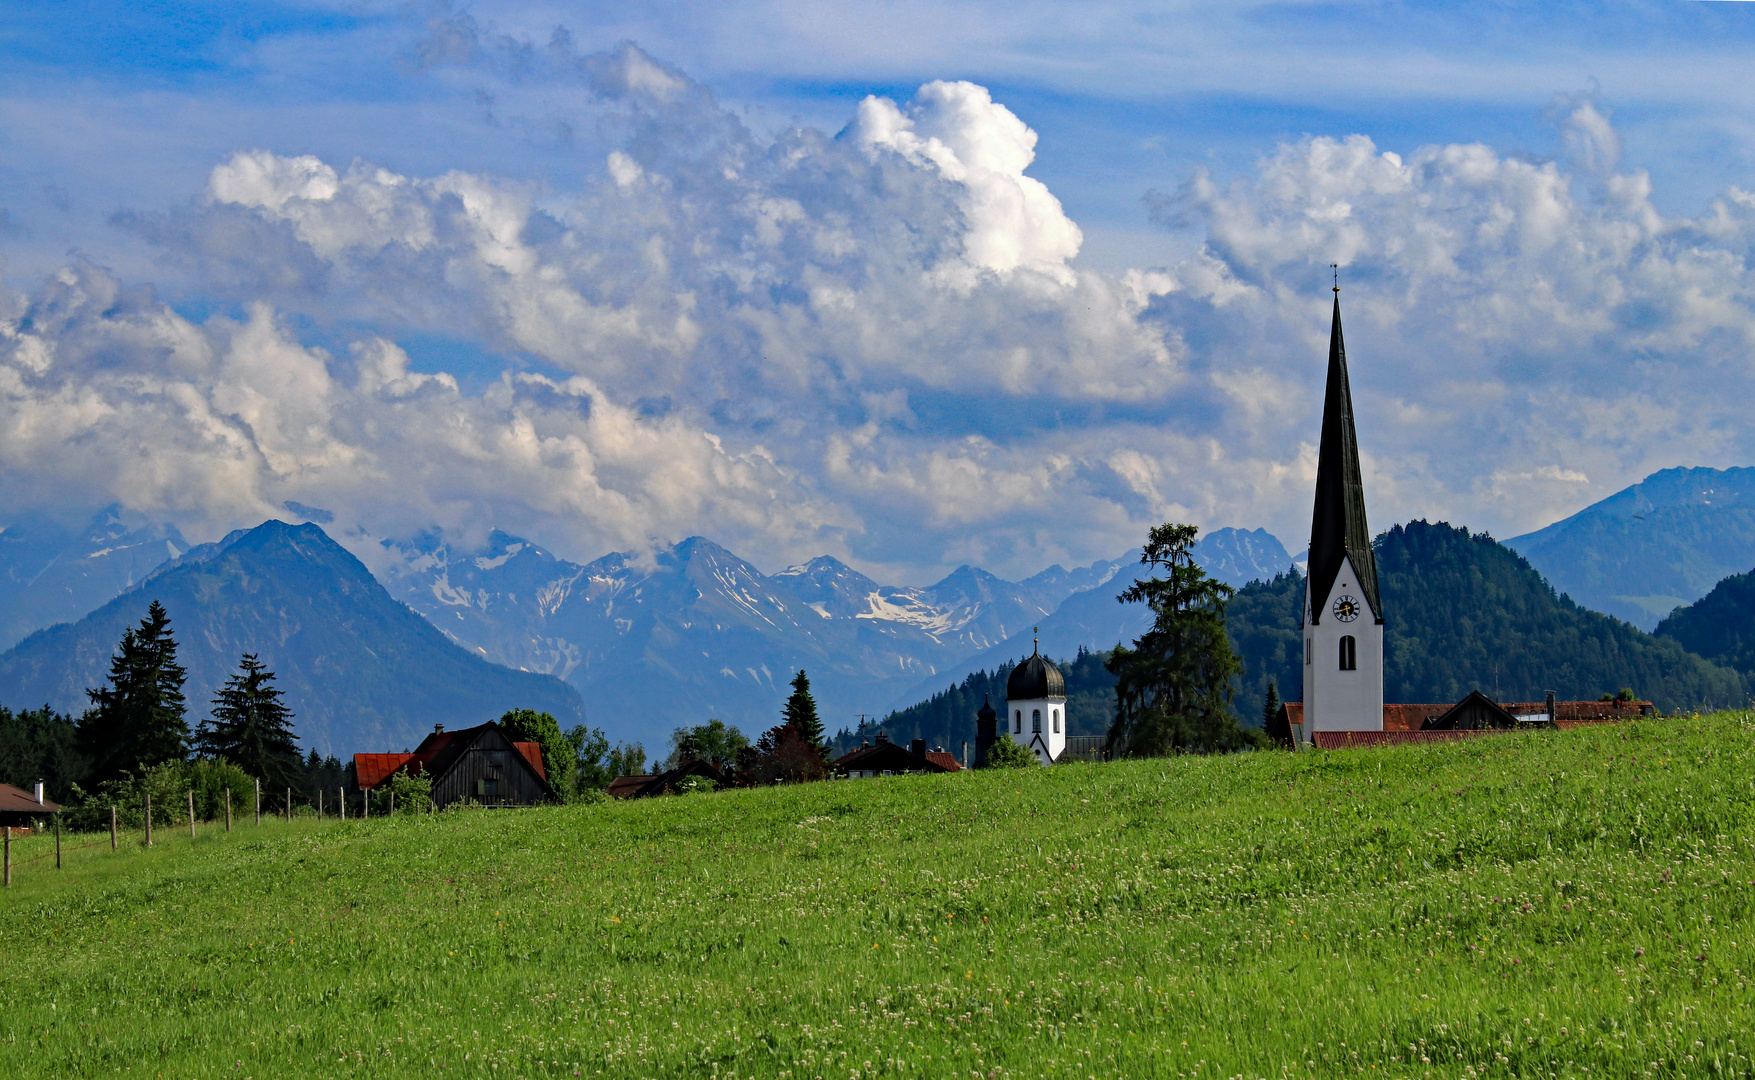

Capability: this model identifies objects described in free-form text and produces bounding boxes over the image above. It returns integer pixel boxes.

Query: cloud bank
[5,39,1755,581]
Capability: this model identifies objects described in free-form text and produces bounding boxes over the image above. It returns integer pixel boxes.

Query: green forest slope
[877,521,1743,752]
[1228,521,1744,727]
[6,713,1755,1076]
[1658,568,1755,680]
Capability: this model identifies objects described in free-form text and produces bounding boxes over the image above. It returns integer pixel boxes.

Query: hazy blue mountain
[378,532,1133,742]
[0,521,584,757]
[883,526,1294,711]
[1506,466,1755,629]
[1191,526,1299,586]
[0,507,188,649]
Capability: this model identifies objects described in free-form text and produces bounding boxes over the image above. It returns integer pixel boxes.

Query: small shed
[833,735,961,779]
[354,721,554,808]
[0,782,59,829]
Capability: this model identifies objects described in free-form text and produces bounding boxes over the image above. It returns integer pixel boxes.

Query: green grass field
[7,714,1755,1078]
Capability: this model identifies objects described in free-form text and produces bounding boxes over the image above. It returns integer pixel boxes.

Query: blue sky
[3,1,1755,581]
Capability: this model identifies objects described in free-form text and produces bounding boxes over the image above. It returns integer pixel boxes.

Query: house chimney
[1545,690,1555,725]
[434,724,445,733]
[875,731,889,744]
[961,740,968,768]
[910,738,926,759]
[33,780,44,805]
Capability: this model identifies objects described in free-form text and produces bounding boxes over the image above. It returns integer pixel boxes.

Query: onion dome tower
[1301,282,1385,743]
[1004,630,1066,764]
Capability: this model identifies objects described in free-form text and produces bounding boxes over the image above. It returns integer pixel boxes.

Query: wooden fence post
[254,779,260,826]
[144,793,152,847]
[389,789,395,817]
[286,787,292,823]
[363,789,369,820]
[188,790,196,840]
[4,825,10,886]
[225,789,232,832]
[55,813,62,869]
[317,790,323,822]
[339,785,345,822]
[110,805,117,851]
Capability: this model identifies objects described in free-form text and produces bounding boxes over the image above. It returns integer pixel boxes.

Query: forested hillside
[1657,568,1755,678]
[839,648,1117,753]
[881,520,1747,750]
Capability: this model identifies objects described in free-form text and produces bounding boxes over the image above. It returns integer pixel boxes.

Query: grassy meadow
[6,714,1755,1078]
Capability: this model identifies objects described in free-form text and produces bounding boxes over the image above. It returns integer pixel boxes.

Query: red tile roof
[1288,699,1656,737]
[923,751,963,772]
[354,753,417,789]
[514,742,546,782]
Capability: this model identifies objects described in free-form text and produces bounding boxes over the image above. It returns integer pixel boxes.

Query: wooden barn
[354,721,554,809]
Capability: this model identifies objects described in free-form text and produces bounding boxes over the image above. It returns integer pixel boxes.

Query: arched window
[1052,709,1060,733]
[1032,709,1042,733]
[1014,710,1021,734]
[1339,635,1356,671]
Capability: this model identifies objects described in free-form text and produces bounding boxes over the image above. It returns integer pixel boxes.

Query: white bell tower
[1301,285,1384,742]
[1004,632,1067,765]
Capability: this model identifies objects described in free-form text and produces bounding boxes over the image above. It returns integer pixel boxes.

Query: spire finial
[1330,263,1340,294]
[1033,627,1039,655]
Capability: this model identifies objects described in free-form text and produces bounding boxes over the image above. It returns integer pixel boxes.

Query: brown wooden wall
[431,728,550,808]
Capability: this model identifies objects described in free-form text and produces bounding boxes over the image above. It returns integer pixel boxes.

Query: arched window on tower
[1032,709,1042,733]
[1339,635,1356,671]
[1014,710,1021,734]
[1053,709,1060,733]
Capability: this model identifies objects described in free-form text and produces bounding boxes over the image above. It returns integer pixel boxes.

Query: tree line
[0,599,650,822]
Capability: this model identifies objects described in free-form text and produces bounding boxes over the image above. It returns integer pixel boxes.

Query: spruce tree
[1105,524,1249,756]
[79,600,190,783]
[1261,680,1281,731]
[782,670,826,750]
[196,653,301,787]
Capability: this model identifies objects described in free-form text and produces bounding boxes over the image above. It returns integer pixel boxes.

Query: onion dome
[977,695,996,722]
[1006,643,1065,700]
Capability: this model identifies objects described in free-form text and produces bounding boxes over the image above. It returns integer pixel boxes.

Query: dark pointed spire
[1308,288,1382,623]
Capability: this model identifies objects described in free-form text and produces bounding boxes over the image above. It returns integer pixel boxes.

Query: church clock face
[1332,595,1362,623]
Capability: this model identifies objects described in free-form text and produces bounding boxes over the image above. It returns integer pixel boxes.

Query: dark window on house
[1339,635,1356,671]
[1014,710,1021,734]
[1032,709,1042,733]
[475,778,500,798]
[1053,709,1060,733]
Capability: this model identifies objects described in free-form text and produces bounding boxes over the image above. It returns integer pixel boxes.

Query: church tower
[1301,288,1384,742]
[1004,633,1067,765]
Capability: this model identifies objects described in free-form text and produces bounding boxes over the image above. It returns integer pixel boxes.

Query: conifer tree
[783,670,826,750]
[196,653,301,787]
[1105,524,1251,756]
[79,600,190,784]
[1261,680,1281,731]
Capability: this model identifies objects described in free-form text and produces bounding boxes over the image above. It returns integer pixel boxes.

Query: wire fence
[2,783,432,887]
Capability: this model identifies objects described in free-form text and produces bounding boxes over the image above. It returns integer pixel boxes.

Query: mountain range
[0,521,584,756]
[0,508,189,651]
[14,460,1755,757]
[373,525,1295,742]
[1507,466,1755,629]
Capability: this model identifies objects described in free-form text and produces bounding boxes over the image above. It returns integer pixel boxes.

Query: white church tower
[1004,635,1067,765]
[1300,286,1385,743]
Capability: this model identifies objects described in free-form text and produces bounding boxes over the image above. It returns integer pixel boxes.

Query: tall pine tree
[1105,524,1252,756]
[79,600,190,784]
[783,670,826,751]
[196,653,301,787]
